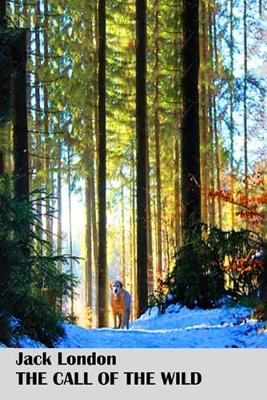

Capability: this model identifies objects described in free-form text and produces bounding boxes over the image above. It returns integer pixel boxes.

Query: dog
[110,280,131,329]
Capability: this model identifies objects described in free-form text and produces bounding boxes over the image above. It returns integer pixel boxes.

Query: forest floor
[14,303,267,349]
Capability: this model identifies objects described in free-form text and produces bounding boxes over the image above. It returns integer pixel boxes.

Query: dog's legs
[121,313,125,329]
[126,309,130,329]
[113,313,117,329]
[121,312,128,329]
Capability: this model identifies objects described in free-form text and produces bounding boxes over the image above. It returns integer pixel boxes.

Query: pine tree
[97,0,108,327]
[136,0,148,316]
[181,0,201,235]
[153,0,163,279]
[243,0,248,225]
[12,29,29,200]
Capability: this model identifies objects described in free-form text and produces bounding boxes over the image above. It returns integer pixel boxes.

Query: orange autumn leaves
[208,182,266,230]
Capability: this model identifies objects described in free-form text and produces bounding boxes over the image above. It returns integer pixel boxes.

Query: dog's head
[110,280,123,296]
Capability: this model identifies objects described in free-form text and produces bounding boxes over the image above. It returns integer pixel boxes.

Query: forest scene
[0,0,266,348]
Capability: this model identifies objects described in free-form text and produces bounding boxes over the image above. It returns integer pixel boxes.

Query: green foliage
[11,295,65,347]
[0,175,77,346]
[169,225,225,309]
[226,295,262,310]
[151,224,264,312]
[0,313,12,346]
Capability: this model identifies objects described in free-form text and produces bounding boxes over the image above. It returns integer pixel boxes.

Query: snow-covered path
[53,305,267,349]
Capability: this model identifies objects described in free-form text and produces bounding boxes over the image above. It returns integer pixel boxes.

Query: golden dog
[110,280,131,329]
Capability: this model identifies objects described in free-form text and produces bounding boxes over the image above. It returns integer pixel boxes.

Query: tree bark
[120,176,126,284]
[43,0,53,249]
[212,12,222,228]
[208,93,215,226]
[213,97,222,229]
[174,1,182,249]
[199,1,208,225]
[153,0,162,279]
[0,151,3,176]
[34,0,43,255]
[208,6,215,226]
[57,141,62,311]
[146,143,153,295]
[136,0,148,316]
[130,141,137,318]
[67,146,74,319]
[243,0,248,226]
[259,0,262,17]
[181,0,201,235]
[85,175,93,327]
[97,0,108,327]
[0,0,6,19]
[263,241,267,317]
[174,137,181,245]
[92,5,99,315]
[0,0,6,174]
[12,30,29,201]
[230,0,235,229]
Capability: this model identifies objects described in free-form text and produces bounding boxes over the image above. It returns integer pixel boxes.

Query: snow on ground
[1,304,266,348]
[55,304,267,349]
[18,336,46,348]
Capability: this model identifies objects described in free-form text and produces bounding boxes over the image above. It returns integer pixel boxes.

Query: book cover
[0,0,266,398]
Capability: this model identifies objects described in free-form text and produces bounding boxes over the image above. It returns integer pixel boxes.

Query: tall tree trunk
[67,146,74,319]
[6,125,12,172]
[120,176,126,284]
[174,137,181,245]
[0,151,3,175]
[57,141,62,310]
[129,187,134,316]
[146,143,153,294]
[12,29,30,286]
[259,0,262,17]
[92,8,99,316]
[0,0,6,19]
[208,93,215,226]
[208,5,215,226]
[136,0,148,316]
[174,1,182,249]
[93,0,99,276]
[230,0,235,229]
[85,152,96,326]
[97,0,108,327]
[153,0,162,279]
[243,0,248,226]
[85,175,93,328]
[91,4,99,310]
[130,141,137,318]
[200,1,208,225]
[34,0,43,254]
[213,98,222,229]
[43,0,52,249]
[181,0,201,235]
[212,12,222,228]
[84,3,95,328]
[0,0,6,175]
[262,241,267,317]
[213,11,218,73]
[12,30,29,201]
[163,211,171,275]
[90,167,98,301]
